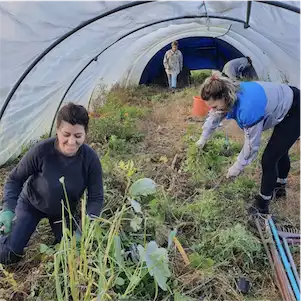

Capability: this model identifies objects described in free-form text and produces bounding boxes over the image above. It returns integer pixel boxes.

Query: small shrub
[108,135,134,155]
[190,70,212,85]
[88,89,148,145]
[88,115,144,144]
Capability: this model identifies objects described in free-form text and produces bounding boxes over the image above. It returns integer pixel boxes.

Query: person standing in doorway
[163,41,183,91]
[222,56,253,80]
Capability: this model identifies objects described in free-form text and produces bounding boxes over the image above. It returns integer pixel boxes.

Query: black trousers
[261,86,300,196]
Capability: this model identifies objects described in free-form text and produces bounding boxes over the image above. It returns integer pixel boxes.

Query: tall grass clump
[52,173,172,301]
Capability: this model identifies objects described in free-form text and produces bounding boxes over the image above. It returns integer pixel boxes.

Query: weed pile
[0,82,299,301]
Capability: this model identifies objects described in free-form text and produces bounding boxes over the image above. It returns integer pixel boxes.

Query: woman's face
[206,98,228,113]
[56,121,86,156]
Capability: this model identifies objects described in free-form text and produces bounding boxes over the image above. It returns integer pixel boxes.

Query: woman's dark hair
[246,56,252,65]
[57,102,89,132]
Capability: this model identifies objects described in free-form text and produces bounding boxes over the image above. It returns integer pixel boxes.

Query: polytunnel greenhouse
[0,1,300,166]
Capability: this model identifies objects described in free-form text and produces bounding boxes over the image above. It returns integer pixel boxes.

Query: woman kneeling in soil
[196,72,300,215]
[0,103,104,264]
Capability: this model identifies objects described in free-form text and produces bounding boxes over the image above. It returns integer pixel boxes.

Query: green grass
[190,69,212,85]
[184,130,242,187]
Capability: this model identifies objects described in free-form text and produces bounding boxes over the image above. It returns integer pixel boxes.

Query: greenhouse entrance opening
[139,37,258,88]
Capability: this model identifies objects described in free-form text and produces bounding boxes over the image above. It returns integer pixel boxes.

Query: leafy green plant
[188,253,215,271]
[39,243,56,256]
[218,176,257,200]
[88,114,143,144]
[194,223,262,266]
[107,135,136,156]
[129,178,157,198]
[184,132,241,186]
[171,190,221,226]
[50,173,171,301]
[0,264,18,289]
[190,70,212,85]
[88,90,149,145]
[137,241,171,291]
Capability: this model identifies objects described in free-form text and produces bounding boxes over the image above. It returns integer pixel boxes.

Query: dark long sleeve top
[3,138,104,217]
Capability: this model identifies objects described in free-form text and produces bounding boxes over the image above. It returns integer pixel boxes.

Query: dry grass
[132,89,201,199]
[273,172,300,228]
[138,91,193,157]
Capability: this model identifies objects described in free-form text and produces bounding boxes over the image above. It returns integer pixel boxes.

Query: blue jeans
[0,198,73,264]
[167,73,177,88]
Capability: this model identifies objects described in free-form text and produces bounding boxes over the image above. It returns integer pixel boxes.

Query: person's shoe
[0,243,22,265]
[247,195,270,216]
[274,183,287,200]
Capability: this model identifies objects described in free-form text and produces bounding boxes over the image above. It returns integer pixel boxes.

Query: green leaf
[110,135,118,142]
[130,216,142,232]
[39,243,50,254]
[159,156,168,163]
[168,228,177,249]
[119,160,126,170]
[174,291,198,301]
[130,199,142,214]
[189,253,215,270]
[138,241,171,291]
[129,178,157,197]
[129,275,141,286]
[115,277,125,286]
[114,235,124,266]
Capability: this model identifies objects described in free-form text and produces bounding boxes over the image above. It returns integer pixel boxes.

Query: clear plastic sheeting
[0,1,300,166]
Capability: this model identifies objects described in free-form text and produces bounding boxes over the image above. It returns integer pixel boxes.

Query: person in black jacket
[0,103,104,264]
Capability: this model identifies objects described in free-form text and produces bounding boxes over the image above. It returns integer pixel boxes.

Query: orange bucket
[192,96,210,117]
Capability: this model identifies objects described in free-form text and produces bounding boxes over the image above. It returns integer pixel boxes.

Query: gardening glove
[0,210,15,234]
[226,163,243,179]
[196,137,206,150]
